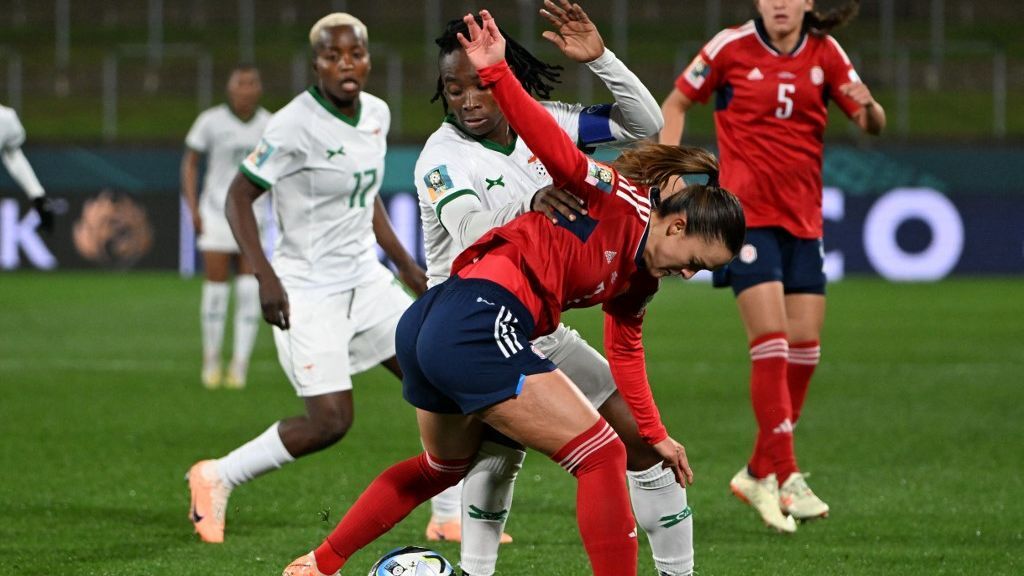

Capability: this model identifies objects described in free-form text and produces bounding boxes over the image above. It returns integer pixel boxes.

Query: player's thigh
[202,251,232,282]
[477,369,601,457]
[348,268,415,374]
[272,289,356,397]
[534,324,617,409]
[417,409,483,461]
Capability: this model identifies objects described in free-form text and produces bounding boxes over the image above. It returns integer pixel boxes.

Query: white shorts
[273,267,414,397]
[532,323,616,408]
[197,200,269,253]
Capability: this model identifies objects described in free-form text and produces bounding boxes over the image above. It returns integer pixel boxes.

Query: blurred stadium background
[1,2,1022,575]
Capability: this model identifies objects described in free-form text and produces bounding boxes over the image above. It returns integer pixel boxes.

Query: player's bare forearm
[373,196,427,295]
[180,149,201,216]
[659,89,692,145]
[225,172,272,276]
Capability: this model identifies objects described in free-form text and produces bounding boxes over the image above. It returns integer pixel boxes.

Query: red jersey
[452,60,667,444]
[675,19,862,238]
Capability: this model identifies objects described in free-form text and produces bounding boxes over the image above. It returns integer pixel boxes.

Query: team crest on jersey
[424,165,455,202]
[684,55,711,89]
[740,243,758,264]
[585,160,614,193]
[246,138,275,168]
[810,66,825,86]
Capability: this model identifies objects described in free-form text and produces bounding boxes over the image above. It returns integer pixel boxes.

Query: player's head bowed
[616,144,746,257]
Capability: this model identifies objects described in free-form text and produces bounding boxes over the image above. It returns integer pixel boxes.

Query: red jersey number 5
[775,83,795,119]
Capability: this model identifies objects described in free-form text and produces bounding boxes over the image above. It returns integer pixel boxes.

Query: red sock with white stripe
[552,419,637,576]
[787,340,821,424]
[747,333,797,483]
[313,452,471,574]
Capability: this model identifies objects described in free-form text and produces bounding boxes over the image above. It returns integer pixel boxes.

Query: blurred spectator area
[0,0,1021,144]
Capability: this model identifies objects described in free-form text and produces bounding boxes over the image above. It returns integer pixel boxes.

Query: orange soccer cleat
[186,460,232,543]
[425,518,513,544]
[282,552,336,576]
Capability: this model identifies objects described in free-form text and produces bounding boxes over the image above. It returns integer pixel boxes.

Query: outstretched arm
[540,0,663,142]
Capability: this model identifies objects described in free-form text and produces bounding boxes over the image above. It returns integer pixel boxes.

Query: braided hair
[431,16,563,114]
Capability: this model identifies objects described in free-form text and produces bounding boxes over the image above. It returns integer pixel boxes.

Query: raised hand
[456,10,506,71]
[540,0,605,63]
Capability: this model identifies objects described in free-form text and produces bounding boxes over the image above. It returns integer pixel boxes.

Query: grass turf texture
[1,273,1021,575]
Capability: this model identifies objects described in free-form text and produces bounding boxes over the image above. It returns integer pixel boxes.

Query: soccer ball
[368,546,456,576]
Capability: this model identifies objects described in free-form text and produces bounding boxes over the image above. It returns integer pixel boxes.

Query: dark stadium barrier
[2,146,1022,278]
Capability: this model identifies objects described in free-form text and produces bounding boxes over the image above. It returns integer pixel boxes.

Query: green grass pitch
[1,273,1021,575]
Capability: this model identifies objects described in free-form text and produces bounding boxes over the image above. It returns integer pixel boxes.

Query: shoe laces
[784,473,813,497]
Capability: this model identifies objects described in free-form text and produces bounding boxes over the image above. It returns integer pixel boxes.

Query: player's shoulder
[703,20,758,61]
[813,33,853,64]
[0,104,22,128]
[417,122,478,166]
[358,91,389,115]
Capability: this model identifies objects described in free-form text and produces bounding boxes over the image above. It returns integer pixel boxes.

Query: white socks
[201,281,230,369]
[230,275,260,379]
[216,422,295,489]
[628,462,694,576]
[459,441,526,576]
[430,482,462,523]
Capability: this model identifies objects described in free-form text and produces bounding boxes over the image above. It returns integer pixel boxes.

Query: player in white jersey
[0,104,54,233]
[185,13,427,545]
[417,4,693,575]
[181,65,271,389]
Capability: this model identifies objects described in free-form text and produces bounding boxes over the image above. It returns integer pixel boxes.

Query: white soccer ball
[368,546,456,576]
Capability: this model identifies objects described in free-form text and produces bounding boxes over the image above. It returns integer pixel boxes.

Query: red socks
[552,419,637,576]
[787,340,820,424]
[313,452,471,574]
[747,333,797,483]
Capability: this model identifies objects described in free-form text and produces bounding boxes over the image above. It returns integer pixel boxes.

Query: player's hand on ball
[653,436,694,487]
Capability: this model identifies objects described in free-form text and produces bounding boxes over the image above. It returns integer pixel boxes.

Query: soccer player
[282,10,745,576]
[186,12,427,544]
[418,2,694,575]
[659,0,885,532]
[181,65,270,389]
[0,103,54,233]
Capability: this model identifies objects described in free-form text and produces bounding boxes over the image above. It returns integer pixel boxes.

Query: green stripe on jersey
[435,189,480,233]
[239,164,272,190]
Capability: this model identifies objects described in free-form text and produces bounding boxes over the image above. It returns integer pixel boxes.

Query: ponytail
[804,0,860,36]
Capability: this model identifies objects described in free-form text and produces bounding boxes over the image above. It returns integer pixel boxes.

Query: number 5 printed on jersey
[349,168,377,208]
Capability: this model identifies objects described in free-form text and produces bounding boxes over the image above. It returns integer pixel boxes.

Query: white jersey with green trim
[0,105,26,151]
[241,88,390,292]
[185,104,270,217]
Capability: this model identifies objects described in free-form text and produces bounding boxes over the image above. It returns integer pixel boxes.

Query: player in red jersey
[282,10,745,576]
[659,0,885,532]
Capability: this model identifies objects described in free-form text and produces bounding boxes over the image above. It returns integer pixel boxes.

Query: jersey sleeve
[415,148,531,251]
[601,277,666,444]
[478,61,590,195]
[823,36,863,119]
[184,110,210,153]
[239,110,306,191]
[542,49,663,148]
[674,41,725,104]
[0,109,26,151]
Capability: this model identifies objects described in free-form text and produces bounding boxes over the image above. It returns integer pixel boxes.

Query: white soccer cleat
[201,363,222,389]
[729,467,797,533]
[779,472,830,520]
[224,362,247,390]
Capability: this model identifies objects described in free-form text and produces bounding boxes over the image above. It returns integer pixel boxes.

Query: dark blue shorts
[712,227,826,296]
[397,276,557,415]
